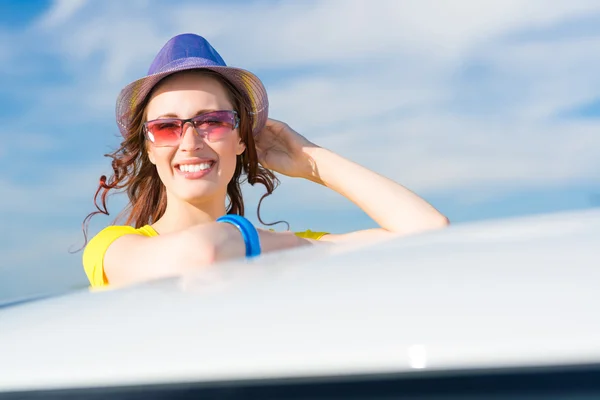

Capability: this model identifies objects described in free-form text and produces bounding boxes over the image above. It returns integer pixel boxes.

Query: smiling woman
[80,33,449,289]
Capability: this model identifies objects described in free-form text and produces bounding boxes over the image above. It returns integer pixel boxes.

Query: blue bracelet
[216,214,262,258]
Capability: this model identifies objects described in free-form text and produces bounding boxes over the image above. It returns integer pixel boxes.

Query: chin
[174,183,223,204]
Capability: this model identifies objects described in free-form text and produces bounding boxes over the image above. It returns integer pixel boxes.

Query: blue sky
[1,0,600,303]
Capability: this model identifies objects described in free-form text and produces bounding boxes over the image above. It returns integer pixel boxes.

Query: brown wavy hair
[78,70,282,250]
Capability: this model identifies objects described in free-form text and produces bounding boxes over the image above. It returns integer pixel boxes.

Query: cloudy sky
[1,0,599,303]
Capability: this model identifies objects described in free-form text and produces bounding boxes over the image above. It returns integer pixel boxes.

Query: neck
[152,192,228,234]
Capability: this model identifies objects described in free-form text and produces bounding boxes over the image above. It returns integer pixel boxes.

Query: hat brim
[115,58,268,138]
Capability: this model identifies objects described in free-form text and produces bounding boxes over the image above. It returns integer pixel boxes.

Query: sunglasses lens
[145,120,182,146]
[193,111,237,142]
[144,111,238,146]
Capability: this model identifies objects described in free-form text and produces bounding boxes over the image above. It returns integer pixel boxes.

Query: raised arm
[255,119,449,243]
[305,146,449,242]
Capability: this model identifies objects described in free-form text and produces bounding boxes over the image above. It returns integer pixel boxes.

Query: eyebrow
[155,109,218,119]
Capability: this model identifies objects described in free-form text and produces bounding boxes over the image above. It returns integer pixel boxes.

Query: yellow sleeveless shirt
[82,225,328,288]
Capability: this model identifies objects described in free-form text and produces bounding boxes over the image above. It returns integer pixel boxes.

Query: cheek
[214,140,242,177]
[149,148,175,178]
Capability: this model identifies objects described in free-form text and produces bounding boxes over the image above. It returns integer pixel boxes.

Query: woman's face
[145,71,245,206]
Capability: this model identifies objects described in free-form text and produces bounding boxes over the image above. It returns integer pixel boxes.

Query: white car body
[1,208,599,398]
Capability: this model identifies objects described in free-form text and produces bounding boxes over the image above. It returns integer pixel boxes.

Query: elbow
[438,215,451,227]
[416,214,450,234]
[430,214,450,230]
[199,243,218,265]
[392,214,450,237]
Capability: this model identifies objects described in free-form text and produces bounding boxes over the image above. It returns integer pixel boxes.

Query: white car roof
[1,208,599,392]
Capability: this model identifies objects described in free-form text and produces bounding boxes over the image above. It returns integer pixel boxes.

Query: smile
[174,160,216,179]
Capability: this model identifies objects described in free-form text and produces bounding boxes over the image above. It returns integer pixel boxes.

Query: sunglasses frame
[142,110,240,146]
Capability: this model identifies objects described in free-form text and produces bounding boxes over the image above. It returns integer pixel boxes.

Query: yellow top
[82,224,328,288]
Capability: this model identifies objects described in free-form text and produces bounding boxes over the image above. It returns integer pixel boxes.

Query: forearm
[259,228,314,252]
[102,222,312,287]
[305,147,449,235]
[209,223,312,262]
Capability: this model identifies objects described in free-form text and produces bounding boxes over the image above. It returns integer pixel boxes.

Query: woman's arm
[255,119,449,243]
[304,146,449,242]
[102,223,312,287]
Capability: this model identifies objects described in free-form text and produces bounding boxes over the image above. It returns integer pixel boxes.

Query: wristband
[216,214,262,258]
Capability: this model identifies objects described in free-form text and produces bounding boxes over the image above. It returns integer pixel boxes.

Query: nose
[179,121,204,151]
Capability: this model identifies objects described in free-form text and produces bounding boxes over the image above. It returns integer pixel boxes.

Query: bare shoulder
[83,225,156,288]
[104,231,150,268]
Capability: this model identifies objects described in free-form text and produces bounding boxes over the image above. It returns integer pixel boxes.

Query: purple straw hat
[115,33,268,138]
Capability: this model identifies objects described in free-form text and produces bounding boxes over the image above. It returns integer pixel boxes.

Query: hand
[254,118,320,181]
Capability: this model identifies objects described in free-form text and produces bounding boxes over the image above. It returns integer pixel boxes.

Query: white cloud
[266,66,445,135]
[0,164,104,214]
[467,36,600,120]
[34,0,89,29]
[168,0,600,69]
[29,0,600,90]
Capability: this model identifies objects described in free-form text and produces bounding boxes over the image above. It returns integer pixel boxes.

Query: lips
[174,159,216,179]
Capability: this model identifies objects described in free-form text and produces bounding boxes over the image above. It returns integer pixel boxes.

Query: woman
[82,33,449,289]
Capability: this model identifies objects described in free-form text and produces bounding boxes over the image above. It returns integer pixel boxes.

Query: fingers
[265,118,289,133]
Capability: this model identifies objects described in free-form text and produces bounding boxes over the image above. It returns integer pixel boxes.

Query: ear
[236,137,246,156]
[146,143,156,165]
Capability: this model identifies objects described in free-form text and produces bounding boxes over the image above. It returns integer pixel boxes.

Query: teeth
[179,162,212,173]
